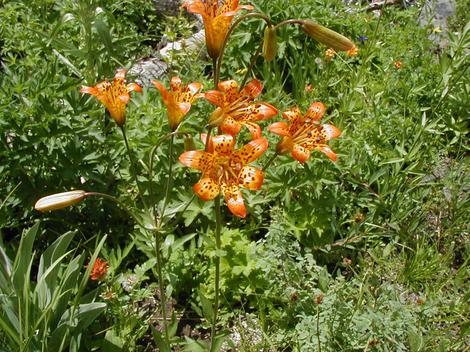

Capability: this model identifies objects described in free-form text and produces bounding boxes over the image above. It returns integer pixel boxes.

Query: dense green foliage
[1,0,468,350]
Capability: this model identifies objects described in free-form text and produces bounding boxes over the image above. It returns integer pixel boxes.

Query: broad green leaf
[12,222,40,294]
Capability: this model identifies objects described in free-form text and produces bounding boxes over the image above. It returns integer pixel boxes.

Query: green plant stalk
[262,153,278,171]
[159,134,175,224]
[215,12,272,88]
[316,304,321,352]
[210,196,222,352]
[120,125,149,211]
[240,43,263,88]
[155,231,170,346]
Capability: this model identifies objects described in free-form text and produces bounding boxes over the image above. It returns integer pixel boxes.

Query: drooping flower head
[182,0,254,59]
[80,69,142,126]
[179,134,268,217]
[152,77,203,131]
[205,79,278,139]
[268,102,341,163]
[88,257,109,281]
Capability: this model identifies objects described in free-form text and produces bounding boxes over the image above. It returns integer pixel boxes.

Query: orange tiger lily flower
[182,0,254,59]
[80,69,142,126]
[179,134,268,218]
[152,77,203,131]
[268,102,341,163]
[205,79,278,139]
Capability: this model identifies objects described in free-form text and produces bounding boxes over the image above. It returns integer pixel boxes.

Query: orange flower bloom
[325,48,336,61]
[182,0,253,59]
[179,134,267,218]
[80,69,142,126]
[268,102,341,163]
[152,77,203,131]
[394,61,402,69]
[88,258,109,281]
[347,45,358,57]
[205,79,278,139]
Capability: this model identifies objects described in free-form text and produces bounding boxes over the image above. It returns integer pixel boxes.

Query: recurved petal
[179,150,212,170]
[305,102,326,122]
[218,80,239,100]
[322,124,341,140]
[244,122,261,139]
[182,1,206,16]
[188,82,203,94]
[205,90,225,107]
[80,85,99,96]
[152,80,170,101]
[234,137,268,164]
[178,102,192,116]
[212,134,235,154]
[239,166,264,190]
[267,121,290,136]
[170,76,182,91]
[127,83,142,93]
[223,185,247,218]
[315,145,338,161]
[119,94,130,104]
[194,177,220,201]
[292,144,311,163]
[115,69,127,79]
[282,106,302,121]
[220,116,242,136]
[241,79,263,98]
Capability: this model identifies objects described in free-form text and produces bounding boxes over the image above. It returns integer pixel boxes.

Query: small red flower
[394,61,402,69]
[88,257,109,281]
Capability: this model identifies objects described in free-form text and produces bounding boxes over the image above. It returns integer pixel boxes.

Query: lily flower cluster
[80,69,341,218]
[43,0,352,219]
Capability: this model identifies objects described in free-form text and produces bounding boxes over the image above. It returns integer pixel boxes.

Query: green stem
[215,12,272,87]
[159,134,175,225]
[155,231,170,346]
[316,304,322,352]
[210,196,222,352]
[262,153,278,172]
[120,126,149,211]
[240,42,263,88]
[273,18,304,31]
[213,57,219,88]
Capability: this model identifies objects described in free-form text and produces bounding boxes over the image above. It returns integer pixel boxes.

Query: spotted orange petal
[305,102,326,122]
[218,80,239,99]
[282,107,302,121]
[127,83,142,93]
[234,137,268,164]
[212,134,235,154]
[223,186,247,218]
[292,144,311,163]
[194,177,220,200]
[204,90,225,107]
[170,76,182,91]
[179,150,212,171]
[152,80,170,102]
[220,116,242,136]
[241,79,263,99]
[239,166,264,190]
[322,124,341,140]
[268,121,290,136]
[315,145,337,161]
[244,122,262,139]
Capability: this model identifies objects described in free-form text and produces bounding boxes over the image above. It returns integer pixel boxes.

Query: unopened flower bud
[184,135,196,151]
[208,107,225,128]
[35,190,86,212]
[302,20,354,52]
[276,136,294,155]
[262,25,278,62]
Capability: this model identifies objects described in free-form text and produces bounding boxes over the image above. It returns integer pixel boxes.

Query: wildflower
[205,79,278,138]
[305,84,314,93]
[325,48,335,61]
[357,35,368,43]
[302,20,355,52]
[268,102,341,163]
[342,258,352,266]
[315,293,324,305]
[80,69,142,126]
[354,213,365,222]
[88,257,109,281]
[152,77,202,131]
[394,60,402,69]
[433,26,442,33]
[179,134,268,218]
[347,45,358,57]
[34,190,86,212]
[182,0,253,59]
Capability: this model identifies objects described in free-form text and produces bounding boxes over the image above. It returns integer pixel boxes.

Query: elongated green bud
[262,25,278,62]
[35,190,86,212]
[302,20,354,52]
